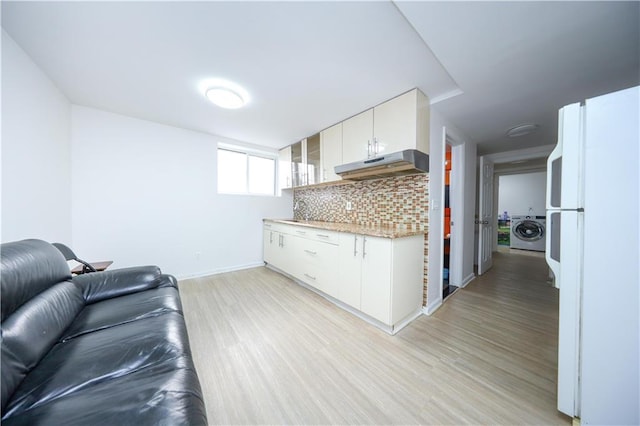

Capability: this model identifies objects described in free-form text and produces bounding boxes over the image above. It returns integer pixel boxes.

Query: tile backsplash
[293,174,429,305]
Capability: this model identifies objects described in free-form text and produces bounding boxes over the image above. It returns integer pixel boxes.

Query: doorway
[475,145,555,275]
[442,144,457,299]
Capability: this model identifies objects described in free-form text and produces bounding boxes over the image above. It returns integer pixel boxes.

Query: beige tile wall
[293,174,429,305]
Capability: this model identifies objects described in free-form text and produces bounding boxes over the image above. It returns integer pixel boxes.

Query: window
[217,146,276,196]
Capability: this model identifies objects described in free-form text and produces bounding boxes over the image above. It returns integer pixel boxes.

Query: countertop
[264,219,426,239]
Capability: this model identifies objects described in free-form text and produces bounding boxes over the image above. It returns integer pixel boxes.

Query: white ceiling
[2,1,638,155]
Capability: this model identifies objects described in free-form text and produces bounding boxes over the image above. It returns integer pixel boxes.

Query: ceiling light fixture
[506,123,539,138]
[205,87,245,109]
[200,78,249,109]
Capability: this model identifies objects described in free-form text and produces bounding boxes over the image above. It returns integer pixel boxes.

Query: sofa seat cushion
[3,312,195,419]
[60,286,183,342]
[1,363,207,426]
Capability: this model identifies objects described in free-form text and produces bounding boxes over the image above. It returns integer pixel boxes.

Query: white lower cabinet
[291,236,339,298]
[264,222,424,332]
[263,224,296,272]
[338,233,423,326]
[263,228,278,265]
[337,233,363,310]
[360,236,393,324]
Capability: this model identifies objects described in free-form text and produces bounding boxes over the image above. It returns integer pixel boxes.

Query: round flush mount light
[200,78,249,109]
[205,87,245,109]
[506,123,539,138]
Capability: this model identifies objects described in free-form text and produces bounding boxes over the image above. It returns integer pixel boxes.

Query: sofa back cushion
[1,240,81,411]
[1,240,71,322]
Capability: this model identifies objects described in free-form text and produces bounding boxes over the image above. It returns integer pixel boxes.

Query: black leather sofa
[1,239,207,425]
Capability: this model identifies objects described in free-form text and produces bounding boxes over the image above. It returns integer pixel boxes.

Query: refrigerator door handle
[546,210,561,288]
[547,139,563,210]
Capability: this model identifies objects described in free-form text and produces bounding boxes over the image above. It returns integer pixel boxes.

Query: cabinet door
[360,236,392,324]
[291,140,305,187]
[342,109,374,164]
[278,147,292,190]
[306,134,321,185]
[373,89,417,156]
[263,228,276,265]
[338,233,362,309]
[320,123,343,183]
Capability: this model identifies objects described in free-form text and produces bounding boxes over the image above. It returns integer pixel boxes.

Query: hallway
[179,250,570,424]
[412,249,567,423]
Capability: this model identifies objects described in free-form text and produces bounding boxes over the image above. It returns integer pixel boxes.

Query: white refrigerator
[546,85,639,424]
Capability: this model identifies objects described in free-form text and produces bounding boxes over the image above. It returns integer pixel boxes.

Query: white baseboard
[391,309,423,334]
[424,298,443,316]
[460,273,475,288]
[176,262,265,280]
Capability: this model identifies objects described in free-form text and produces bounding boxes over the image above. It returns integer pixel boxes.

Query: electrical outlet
[346,201,352,211]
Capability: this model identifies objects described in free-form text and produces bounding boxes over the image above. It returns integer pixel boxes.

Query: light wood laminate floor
[179,251,570,425]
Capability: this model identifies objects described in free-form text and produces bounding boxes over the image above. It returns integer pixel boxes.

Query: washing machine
[510,215,546,251]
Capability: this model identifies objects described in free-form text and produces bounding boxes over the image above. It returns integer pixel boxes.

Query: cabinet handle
[296,230,307,235]
[374,137,379,155]
[304,273,316,281]
[304,249,317,255]
[353,235,358,257]
[270,231,273,244]
[316,234,330,238]
[279,235,284,247]
[362,236,367,259]
[367,140,371,158]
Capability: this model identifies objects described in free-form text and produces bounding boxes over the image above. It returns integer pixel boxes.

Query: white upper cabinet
[280,88,429,188]
[320,123,343,183]
[278,146,292,190]
[342,109,374,164]
[306,134,321,185]
[342,89,430,164]
[291,139,305,187]
[373,89,429,156]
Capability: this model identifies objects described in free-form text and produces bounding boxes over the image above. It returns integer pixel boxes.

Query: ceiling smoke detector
[506,123,539,137]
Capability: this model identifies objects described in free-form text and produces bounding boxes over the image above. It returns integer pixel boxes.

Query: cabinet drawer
[266,222,298,235]
[287,226,340,245]
[296,238,337,268]
[297,261,339,299]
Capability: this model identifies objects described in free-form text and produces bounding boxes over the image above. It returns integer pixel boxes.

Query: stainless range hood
[334,149,429,181]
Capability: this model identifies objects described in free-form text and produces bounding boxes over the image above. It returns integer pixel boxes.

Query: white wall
[71,106,292,279]
[498,172,546,218]
[1,30,72,244]
[426,108,477,313]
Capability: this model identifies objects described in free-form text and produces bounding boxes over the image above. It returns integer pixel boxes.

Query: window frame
[217,143,278,196]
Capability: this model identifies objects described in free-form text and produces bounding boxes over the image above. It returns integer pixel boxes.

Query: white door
[477,156,494,275]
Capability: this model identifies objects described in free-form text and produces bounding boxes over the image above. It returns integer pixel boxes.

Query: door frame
[425,125,473,315]
[475,144,556,266]
[447,137,465,287]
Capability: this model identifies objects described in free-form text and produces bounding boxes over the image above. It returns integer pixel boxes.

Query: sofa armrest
[72,265,177,304]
